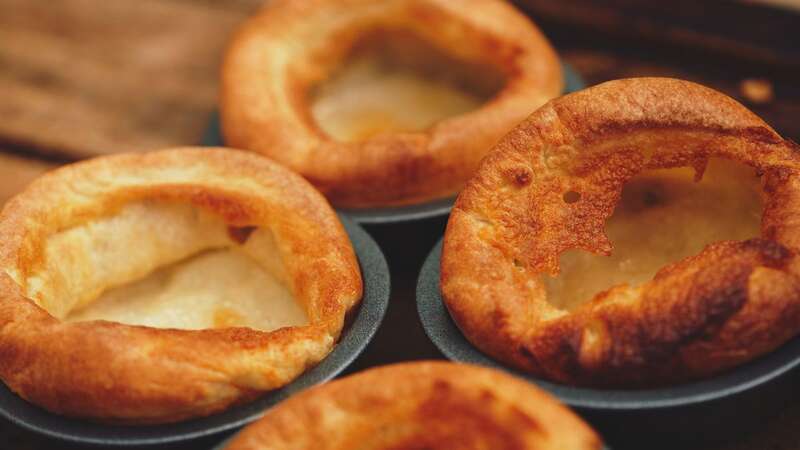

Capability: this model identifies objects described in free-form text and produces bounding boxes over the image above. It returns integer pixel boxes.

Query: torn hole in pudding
[563,191,581,204]
[309,29,507,142]
[544,159,763,311]
[25,201,308,331]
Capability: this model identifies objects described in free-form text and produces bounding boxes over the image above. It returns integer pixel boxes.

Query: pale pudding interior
[545,159,763,311]
[309,30,506,142]
[23,200,307,331]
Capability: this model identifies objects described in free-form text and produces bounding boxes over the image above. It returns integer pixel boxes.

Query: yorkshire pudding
[441,78,800,387]
[222,361,602,450]
[0,148,362,423]
[221,0,562,207]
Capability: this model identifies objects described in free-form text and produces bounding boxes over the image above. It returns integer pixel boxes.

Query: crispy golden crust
[0,148,362,423]
[221,0,562,207]
[441,78,800,387]
[223,361,602,450]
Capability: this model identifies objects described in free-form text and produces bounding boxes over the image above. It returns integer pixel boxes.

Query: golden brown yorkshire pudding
[221,0,562,208]
[0,148,362,423]
[441,78,800,387]
[222,362,602,450]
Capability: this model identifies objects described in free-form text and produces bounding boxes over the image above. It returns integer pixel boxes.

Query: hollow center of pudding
[309,30,506,142]
[65,249,305,330]
[545,159,763,311]
[25,201,307,331]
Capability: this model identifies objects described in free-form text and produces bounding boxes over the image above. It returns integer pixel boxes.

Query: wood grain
[517,0,800,68]
[0,153,54,206]
[0,0,260,159]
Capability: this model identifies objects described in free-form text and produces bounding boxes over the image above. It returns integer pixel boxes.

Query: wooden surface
[519,0,800,68]
[0,153,52,205]
[1,1,800,449]
[0,0,262,159]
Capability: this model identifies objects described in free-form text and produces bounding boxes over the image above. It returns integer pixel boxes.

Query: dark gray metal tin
[0,216,390,447]
[417,239,800,447]
[212,436,233,450]
[203,63,586,225]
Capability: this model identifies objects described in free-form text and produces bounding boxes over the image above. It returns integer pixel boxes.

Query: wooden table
[2,1,799,449]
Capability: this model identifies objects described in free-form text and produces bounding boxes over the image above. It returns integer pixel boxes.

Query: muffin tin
[0,216,390,447]
[417,239,800,447]
[203,62,585,225]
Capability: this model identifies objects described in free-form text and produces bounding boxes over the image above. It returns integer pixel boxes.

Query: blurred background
[1,1,799,449]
